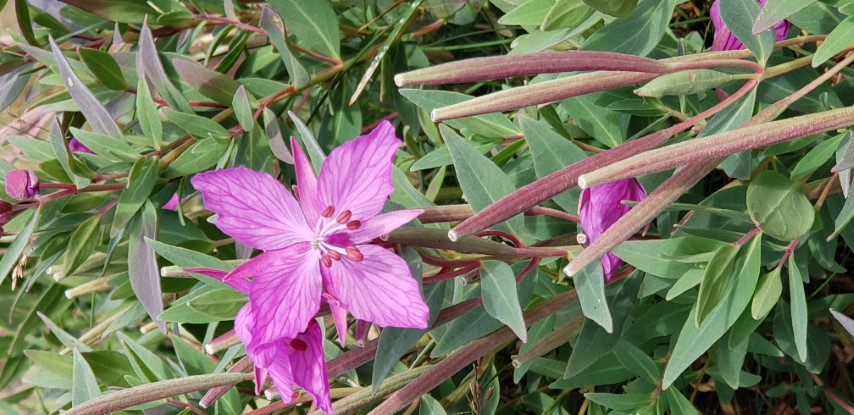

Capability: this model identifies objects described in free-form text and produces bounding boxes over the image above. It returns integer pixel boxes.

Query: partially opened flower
[710,0,791,51]
[578,178,647,281]
[191,121,430,351]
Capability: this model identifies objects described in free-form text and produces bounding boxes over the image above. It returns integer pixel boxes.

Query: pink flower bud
[69,137,95,154]
[5,169,39,201]
[710,0,791,51]
[578,178,647,281]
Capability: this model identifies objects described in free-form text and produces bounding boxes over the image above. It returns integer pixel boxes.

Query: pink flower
[163,193,180,210]
[578,178,647,282]
[69,138,95,154]
[710,0,791,51]
[190,121,430,408]
[5,169,39,201]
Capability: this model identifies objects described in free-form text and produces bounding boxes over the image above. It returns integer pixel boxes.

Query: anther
[327,250,341,261]
[345,246,364,262]
[336,210,352,224]
[290,339,308,351]
[346,220,361,230]
[320,255,333,268]
[321,205,335,218]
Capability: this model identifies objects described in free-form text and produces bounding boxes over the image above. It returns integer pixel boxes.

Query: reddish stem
[777,238,801,269]
[734,226,761,247]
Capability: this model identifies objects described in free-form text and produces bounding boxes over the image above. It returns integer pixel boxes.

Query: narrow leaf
[72,348,101,406]
[787,255,808,362]
[481,261,527,342]
[572,262,612,332]
[233,85,254,133]
[136,74,163,149]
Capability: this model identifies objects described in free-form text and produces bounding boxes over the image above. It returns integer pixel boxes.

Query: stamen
[346,220,361,230]
[321,205,335,217]
[320,255,333,268]
[345,246,364,262]
[336,210,352,224]
[289,339,308,351]
[327,250,341,261]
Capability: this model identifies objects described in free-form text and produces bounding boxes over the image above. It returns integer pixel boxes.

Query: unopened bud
[0,200,12,226]
[4,170,39,201]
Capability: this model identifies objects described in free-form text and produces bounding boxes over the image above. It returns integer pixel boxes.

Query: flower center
[312,205,364,267]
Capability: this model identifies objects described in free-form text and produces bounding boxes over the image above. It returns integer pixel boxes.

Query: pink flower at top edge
[190,121,430,406]
[578,178,647,282]
[710,0,791,51]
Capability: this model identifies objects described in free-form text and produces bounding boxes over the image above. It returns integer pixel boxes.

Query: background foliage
[1,0,854,414]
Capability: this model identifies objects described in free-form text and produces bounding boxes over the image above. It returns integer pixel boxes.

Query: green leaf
[573,262,612,332]
[136,75,163,150]
[186,288,246,319]
[753,0,815,33]
[172,58,240,104]
[581,0,675,56]
[50,119,93,189]
[746,170,815,241]
[233,85,254,133]
[163,107,231,139]
[561,94,622,147]
[117,332,171,381]
[443,125,526,239]
[543,0,595,29]
[78,48,128,91]
[163,138,229,178]
[70,127,139,162]
[585,393,651,411]
[751,267,782,320]
[812,16,854,67]
[665,388,699,415]
[695,244,739,326]
[71,348,101,406]
[788,255,808,362]
[112,157,159,236]
[661,233,761,389]
[719,0,775,63]
[128,202,165,333]
[259,5,310,87]
[137,22,192,113]
[498,0,555,26]
[581,0,638,18]
[613,339,660,383]
[481,261,527,341]
[0,208,39,286]
[267,0,340,60]
[790,132,843,180]
[613,237,726,279]
[61,0,158,23]
[521,116,585,211]
[49,37,123,139]
[63,215,101,276]
[36,312,92,352]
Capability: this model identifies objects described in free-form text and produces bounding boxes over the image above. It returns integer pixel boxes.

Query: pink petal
[323,293,349,347]
[253,366,268,395]
[292,137,323,226]
[258,342,295,400]
[326,244,429,329]
[192,167,312,250]
[234,303,256,350]
[249,248,323,345]
[288,321,332,413]
[601,253,623,282]
[348,209,423,244]
[316,121,400,223]
[163,193,179,210]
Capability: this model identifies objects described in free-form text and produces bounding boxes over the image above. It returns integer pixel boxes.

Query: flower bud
[69,137,95,154]
[578,178,647,281]
[4,169,39,201]
[0,200,12,227]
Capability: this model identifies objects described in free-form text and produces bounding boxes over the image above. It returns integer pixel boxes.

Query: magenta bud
[5,169,39,201]
[69,137,95,154]
[0,200,12,226]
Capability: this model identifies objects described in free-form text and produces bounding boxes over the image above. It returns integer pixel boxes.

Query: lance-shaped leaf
[788,255,808,362]
[481,261,527,341]
[137,19,192,113]
[49,118,94,189]
[573,262,612,332]
[259,5,309,88]
[112,157,159,236]
[78,48,128,91]
[430,71,656,121]
[135,74,162,150]
[71,348,101,406]
[0,63,34,113]
[49,37,123,139]
[394,51,667,87]
[172,58,239,105]
[580,0,675,56]
[0,207,39,286]
[578,106,854,188]
[719,0,775,63]
[582,0,638,18]
[751,267,782,320]
[232,85,254,132]
[263,108,293,163]
[128,202,165,333]
[60,0,158,24]
[830,309,854,338]
[267,0,340,61]
[812,17,854,67]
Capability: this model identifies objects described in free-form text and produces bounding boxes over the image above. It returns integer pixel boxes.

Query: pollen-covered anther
[336,210,352,224]
[346,220,361,230]
[327,250,341,261]
[321,205,335,217]
[290,339,308,351]
[345,246,364,262]
[320,255,333,268]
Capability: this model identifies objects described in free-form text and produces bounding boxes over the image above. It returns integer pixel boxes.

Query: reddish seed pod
[321,205,335,217]
[346,220,361,230]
